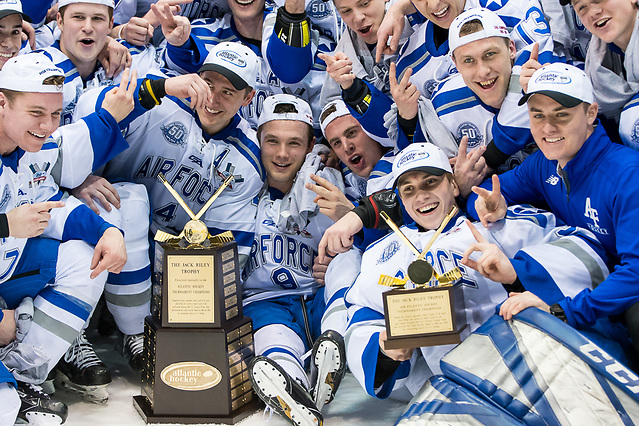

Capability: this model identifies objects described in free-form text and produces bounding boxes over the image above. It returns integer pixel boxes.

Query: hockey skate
[15,381,68,425]
[54,331,112,404]
[249,356,323,426]
[120,333,144,373]
[310,330,346,410]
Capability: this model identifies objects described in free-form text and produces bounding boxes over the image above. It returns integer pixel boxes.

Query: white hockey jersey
[0,111,129,284]
[241,187,334,304]
[75,88,264,258]
[345,207,609,399]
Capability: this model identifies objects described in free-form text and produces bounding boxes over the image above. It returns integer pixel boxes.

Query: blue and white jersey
[35,40,163,125]
[395,0,557,98]
[241,187,333,304]
[0,111,128,285]
[539,0,590,66]
[75,86,264,258]
[163,12,324,129]
[431,73,534,169]
[345,207,609,399]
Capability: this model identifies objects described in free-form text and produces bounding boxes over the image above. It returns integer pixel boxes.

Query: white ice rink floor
[56,330,407,426]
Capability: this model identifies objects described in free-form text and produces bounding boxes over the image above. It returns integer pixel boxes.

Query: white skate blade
[313,340,342,410]
[251,361,319,426]
[54,371,109,404]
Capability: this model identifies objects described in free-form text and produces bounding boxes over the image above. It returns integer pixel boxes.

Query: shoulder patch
[377,240,401,265]
[0,185,10,211]
[307,0,332,19]
[456,122,483,148]
[161,121,188,146]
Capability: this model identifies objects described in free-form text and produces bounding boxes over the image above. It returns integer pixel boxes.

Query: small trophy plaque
[133,174,260,424]
[379,208,469,350]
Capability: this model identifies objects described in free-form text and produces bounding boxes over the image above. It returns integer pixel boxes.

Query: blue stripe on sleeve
[511,254,565,305]
[82,109,130,171]
[266,34,313,84]
[61,204,110,244]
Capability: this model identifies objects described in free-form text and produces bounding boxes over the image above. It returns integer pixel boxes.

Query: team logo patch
[29,162,50,186]
[423,79,439,99]
[631,119,639,149]
[546,175,559,185]
[161,122,188,146]
[307,0,331,19]
[377,240,401,264]
[216,50,247,68]
[0,185,10,211]
[456,122,482,148]
[535,71,571,85]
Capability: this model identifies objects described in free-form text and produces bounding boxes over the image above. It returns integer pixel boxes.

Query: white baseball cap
[319,99,351,137]
[198,42,259,91]
[518,63,594,107]
[392,143,452,188]
[58,0,115,8]
[257,94,313,128]
[449,8,510,54]
[0,0,30,22]
[0,54,64,93]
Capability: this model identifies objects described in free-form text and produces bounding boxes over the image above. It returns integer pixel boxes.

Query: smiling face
[397,171,459,231]
[527,94,598,168]
[196,70,254,136]
[333,0,387,44]
[453,36,515,109]
[411,0,465,29]
[572,0,638,50]
[260,120,314,194]
[227,0,265,24]
[0,91,63,155]
[0,14,23,70]
[323,114,385,178]
[57,3,113,70]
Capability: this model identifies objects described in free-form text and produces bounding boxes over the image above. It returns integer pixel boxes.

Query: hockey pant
[96,182,151,336]
[321,248,361,337]
[0,239,106,383]
[396,308,639,425]
[245,291,326,390]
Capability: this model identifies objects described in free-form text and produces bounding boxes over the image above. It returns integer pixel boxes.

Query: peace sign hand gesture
[472,174,507,227]
[461,220,517,284]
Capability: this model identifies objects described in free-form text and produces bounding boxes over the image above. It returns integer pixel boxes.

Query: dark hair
[456,19,510,49]
[320,103,337,124]
[257,102,315,144]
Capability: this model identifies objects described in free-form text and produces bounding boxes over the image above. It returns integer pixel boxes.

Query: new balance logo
[546,175,559,185]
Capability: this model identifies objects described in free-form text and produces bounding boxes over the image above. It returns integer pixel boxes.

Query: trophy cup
[133,174,259,424]
[379,207,469,350]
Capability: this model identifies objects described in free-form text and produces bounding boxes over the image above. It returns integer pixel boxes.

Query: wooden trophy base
[384,325,469,350]
[133,395,262,424]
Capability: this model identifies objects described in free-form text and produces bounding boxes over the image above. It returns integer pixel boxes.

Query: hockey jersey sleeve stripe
[349,306,385,325]
[510,253,565,303]
[227,135,265,180]
[59,201,114,245]
[396,46,431,79]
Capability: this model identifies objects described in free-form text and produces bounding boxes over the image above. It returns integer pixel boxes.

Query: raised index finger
[465,219,487,243]
[456,135,468,163]
[530,42,539,63]
[389,62,398,89]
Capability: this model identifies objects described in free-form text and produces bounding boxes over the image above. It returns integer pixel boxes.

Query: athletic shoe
[54,331,111,404]
[249,356,322,426]
[15,381,68,425]
[121,333,144,373]
[310,330,346,410]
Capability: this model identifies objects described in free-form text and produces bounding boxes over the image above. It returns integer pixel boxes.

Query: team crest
[631,118,639,149]
[377,240,401,264]
[0,185,10,211]
[456,122,483,149]
[29,162,50,186]
[161,122,188,146]
[307,0,331,19]
[423,79,439,99]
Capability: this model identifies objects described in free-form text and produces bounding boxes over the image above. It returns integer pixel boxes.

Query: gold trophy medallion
[183,220,209,245]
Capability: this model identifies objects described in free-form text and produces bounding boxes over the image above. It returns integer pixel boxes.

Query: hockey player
[157,0,325,128]
[467,63,639,355]
[74,41,263,267]
[0,1,31,69]
[244,94,347,426]
[35,0,159,125]
[335,142,609,401]
[0,54,134,424]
